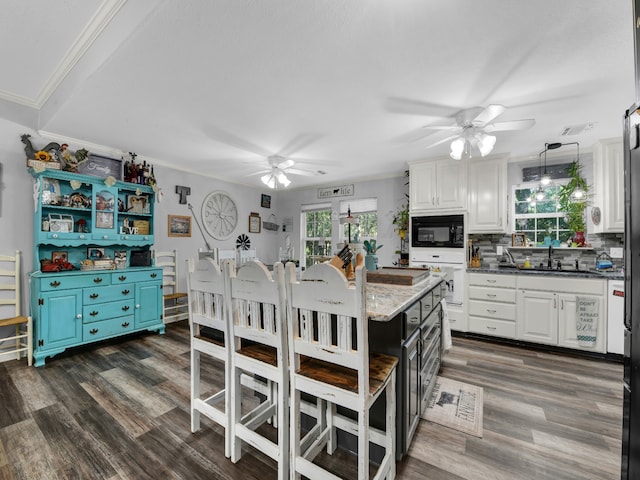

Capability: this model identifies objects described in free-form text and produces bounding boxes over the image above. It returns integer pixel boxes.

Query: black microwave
[411,214,464,248]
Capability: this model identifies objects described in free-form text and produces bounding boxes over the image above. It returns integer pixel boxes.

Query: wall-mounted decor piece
[261,193,271,208]
[168,214,191,237]
[511,232,526,247]
[249,212,261,233]
[317,184,354,199]
[201,190,238,240]
[175,185,191,204]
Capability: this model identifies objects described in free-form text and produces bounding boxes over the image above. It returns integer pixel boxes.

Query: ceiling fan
[252,155,325,189]
[389,101,535,160]
[426,105,535,159]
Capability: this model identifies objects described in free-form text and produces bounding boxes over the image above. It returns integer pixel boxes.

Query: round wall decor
[236,234,251,250]
[201,191,238,240]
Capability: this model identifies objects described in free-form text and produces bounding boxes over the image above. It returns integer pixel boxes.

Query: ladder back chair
[155,250,189,324]
[225,260,289,480]
[285,262,398,480]
[0,250,32,366]
[187,257,233,457]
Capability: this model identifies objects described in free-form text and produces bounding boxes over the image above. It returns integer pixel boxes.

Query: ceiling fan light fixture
[277,172,291,187]
[477,134,496,157]
[450,138,464,160]
[261,173,276,189]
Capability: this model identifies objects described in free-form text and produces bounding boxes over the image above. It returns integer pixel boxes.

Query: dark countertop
[467,266,623,280]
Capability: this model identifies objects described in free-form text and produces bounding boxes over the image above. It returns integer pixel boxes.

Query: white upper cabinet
[409,159,467,213]
[592,137,624,233]
[467,156,508,233]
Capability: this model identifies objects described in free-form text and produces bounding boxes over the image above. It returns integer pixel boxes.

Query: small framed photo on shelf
[87,247,105,260]
[261,194,271,208]
[51,251,68,263]
[127,195,148,214]
[168,215,191,237]
[96,211,113,229]
[512,232,527,247]
[249,212,261,233]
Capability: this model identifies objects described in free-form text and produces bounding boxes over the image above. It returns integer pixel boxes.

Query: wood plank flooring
[0,323,623,480]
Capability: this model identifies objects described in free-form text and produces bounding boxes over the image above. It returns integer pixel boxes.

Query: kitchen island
[363,273,446,459]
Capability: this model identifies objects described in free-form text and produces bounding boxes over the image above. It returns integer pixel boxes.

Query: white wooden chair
[225,260,289,480]
[218,249,236,265]
[155,250,189,324]
[0,250,32,366]
[285,262,398,480]
[187,257,232,457]
[238,249,257,265]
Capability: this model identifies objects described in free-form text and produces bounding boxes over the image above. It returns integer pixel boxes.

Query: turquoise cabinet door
[39,290,83,349]
[135,281,162,327]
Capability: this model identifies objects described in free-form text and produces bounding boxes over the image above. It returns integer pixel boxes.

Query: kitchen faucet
[547,245,553,269]
[504,248,516,265]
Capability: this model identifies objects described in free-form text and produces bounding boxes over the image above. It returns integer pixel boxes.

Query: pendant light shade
[261,170,291,189]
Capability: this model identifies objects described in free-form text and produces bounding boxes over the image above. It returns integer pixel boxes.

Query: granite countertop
[468,266,624,280]
[367,274,444,322]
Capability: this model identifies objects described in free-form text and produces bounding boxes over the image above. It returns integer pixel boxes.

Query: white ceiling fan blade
[424,134,461,149]
[484,118,536,132]
[246,169,271,176]
[472,104,505,126]
[285,168,319,176]
[385,97,459,118]
[277,159,295,169]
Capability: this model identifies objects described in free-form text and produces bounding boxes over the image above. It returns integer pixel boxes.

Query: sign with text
[317,184,354,199]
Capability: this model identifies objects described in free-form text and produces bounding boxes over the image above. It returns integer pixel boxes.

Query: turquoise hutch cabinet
[29,169,164,366]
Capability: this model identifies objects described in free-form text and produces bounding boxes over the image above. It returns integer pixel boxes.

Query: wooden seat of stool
[194,334,225,348]
[164,292,188,301]
[0,315,29,328]
[238,344,278,367]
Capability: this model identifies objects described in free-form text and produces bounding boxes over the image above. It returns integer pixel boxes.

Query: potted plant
[557,160,591,245]
[392,203,409,239]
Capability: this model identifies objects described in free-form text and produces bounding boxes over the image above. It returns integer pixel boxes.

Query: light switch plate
[496,246,504,256]
[610,247,624,258]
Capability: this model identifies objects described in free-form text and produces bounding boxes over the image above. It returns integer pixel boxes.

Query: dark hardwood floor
[0,322,623,480]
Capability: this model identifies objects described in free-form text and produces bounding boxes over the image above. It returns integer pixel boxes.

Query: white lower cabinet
[517,290,558,345]
[468,273,516,339]
[466,272,607,353]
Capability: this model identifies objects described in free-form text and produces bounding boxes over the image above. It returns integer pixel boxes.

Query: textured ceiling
[0,0,635,189]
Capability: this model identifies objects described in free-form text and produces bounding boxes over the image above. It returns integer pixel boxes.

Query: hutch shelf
[29,169,164,366]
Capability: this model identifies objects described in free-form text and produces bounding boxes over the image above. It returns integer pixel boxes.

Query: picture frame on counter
[512,232,527,247]
[168,214,191,237]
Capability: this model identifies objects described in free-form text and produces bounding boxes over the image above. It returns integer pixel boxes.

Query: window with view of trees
[339,198,378,244]
[302,207,332,267]
[512,182,572,244]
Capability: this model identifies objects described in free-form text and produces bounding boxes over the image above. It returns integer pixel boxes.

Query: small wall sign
[317,184,354,199]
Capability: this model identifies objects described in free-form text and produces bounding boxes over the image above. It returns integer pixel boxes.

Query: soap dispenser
[524,256,531,269]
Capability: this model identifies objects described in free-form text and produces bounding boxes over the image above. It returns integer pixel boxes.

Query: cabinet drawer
[421,291,434,316]
[432,283,443,303]
[468,285,516,303]
[92,232,119,241]
[83,284,135,304]
[468,299,516,321]
[39,273,111,291]
[83,315,135,341]
[83,299,135,323]
[111,269,161,284]
[468,274,516,288]
[469,316,516,338]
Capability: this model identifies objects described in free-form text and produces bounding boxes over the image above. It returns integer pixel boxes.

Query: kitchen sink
[517,266,598,275]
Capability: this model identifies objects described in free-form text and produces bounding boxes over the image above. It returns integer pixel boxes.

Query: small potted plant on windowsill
[557,160,591,246]
[393,204,409,239]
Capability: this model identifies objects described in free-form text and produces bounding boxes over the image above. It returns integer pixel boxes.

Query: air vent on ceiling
[559,122,596,136]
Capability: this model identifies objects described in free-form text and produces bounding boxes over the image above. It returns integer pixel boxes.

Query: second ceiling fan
[423,104,535,159]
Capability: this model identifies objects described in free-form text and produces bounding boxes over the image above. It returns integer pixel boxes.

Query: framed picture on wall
[249,212,261,233]
[261,194,271,208]
[168,214,191,237]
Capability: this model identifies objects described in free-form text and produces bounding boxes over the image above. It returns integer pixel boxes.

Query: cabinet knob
[90,311,99,317]
[103,235,108,240]
[50,281,61,288]
[122,305,130,312]
[124,235,129,240]
[136,304,140,309]
[89,328,99,335]
[90,293,99,299]
[79,234,85,239]
[52,234,58,239]
[76,314,82,319]
[150,273,157,278]
[118,276,127,281]
[122,289,130,295]
[122,322,130,328]
[93,277,103,284]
